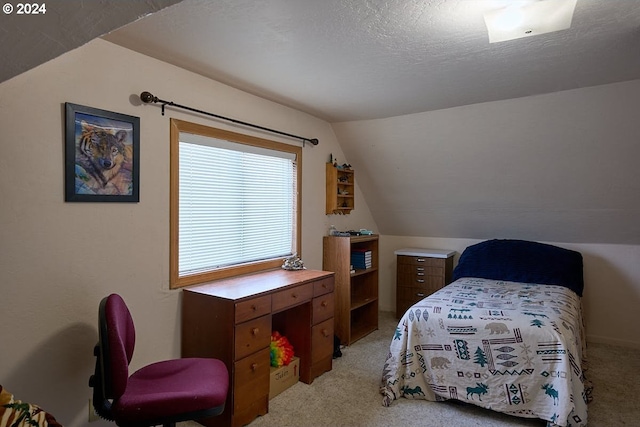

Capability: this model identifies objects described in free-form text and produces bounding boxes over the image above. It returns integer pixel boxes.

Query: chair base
[113,404,225,427]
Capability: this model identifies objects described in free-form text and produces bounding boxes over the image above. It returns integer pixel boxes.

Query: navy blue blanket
[452,239,584,296]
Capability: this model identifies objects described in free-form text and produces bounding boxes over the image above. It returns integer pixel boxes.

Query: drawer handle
[417,272,425,276]
[416,279,425,283]
[416,293,425,297]
[416,267,424,271]
[416,258,425,262]
[251,304,257,311]
[322,329,330,337]
[321,301,328,307]
[292,293,298,299]
[251,327,259,335]
[251,363,258,371]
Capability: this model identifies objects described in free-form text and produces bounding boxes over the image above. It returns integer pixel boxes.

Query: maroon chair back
[99,293,135,399]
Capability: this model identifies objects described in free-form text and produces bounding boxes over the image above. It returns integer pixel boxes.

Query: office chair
[89,293,229,427]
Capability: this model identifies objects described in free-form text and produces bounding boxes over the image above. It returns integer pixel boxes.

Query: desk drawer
[233,347,270,413]
[235,315,271,361]
[313,276,334,297]
[311,318,334,363]
[235,295,271,324]
[312,293,334,324]
[272,283,313,312]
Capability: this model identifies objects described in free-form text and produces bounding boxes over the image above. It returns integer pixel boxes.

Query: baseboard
[586,334,640,349]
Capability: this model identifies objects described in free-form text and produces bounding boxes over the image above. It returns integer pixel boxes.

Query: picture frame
[65,103,140,202]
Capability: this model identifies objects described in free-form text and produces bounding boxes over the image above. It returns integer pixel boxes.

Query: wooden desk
[182,269,335,427]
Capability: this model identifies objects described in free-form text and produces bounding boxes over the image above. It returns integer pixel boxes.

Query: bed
[380,239,592,427]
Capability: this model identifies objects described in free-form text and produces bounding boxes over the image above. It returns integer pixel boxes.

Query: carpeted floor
[182,311,639,426]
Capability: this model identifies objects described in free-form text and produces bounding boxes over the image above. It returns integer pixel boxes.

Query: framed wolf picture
[65,103,140,202]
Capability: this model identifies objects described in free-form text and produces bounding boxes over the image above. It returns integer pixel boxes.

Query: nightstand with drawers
[394,248,455,318]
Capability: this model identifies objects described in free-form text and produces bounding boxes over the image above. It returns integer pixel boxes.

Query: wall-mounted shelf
[326,163,354,214]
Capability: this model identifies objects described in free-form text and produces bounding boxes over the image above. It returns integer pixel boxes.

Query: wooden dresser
[395,248,455,318]
[182,269,335,427]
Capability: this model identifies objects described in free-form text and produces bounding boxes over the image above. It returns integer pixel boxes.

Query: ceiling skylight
[484,0,578,43]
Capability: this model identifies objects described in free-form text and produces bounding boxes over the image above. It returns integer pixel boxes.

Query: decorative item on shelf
[281,254,306,270]
[270,331,294,367]
[359,229,373,235]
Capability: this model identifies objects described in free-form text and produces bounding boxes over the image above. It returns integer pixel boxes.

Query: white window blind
[178,132,297,277]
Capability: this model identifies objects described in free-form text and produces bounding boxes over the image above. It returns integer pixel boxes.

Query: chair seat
[112,357,228,424]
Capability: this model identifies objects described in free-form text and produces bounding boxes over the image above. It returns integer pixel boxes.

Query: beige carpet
[183,312,639,426]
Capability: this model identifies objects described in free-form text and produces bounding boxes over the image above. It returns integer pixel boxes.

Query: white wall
[0,38,377,426]
[379,236,640,348]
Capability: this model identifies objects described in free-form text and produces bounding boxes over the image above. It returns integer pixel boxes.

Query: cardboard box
[269,356,300,399]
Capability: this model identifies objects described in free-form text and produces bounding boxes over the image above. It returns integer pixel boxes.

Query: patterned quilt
[0,385,63,427]
[381,277,592,427]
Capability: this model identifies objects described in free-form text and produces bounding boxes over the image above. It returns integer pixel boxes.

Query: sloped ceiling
[3,0,640,244]
[333,80,640,244]
[0,0,183,84]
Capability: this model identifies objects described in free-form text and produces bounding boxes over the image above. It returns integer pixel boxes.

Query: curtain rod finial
[140,91,157,104]
[308,138,319,146]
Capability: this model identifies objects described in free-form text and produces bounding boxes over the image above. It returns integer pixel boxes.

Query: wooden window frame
[170,118,302,289]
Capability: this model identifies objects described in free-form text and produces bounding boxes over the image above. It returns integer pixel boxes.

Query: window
[170,119,301,288]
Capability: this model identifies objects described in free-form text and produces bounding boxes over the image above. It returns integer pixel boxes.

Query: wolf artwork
[74,119,134,196]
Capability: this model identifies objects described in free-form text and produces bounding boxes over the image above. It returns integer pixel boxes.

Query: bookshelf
[322,234,378,345]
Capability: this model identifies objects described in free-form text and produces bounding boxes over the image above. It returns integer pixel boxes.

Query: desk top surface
[184,268,334,301]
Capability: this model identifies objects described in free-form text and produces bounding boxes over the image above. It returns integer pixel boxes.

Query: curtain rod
[139,91,319,146]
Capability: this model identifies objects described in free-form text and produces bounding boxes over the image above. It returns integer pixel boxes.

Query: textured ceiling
[103,0,640,122]
[4,0,640,122]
